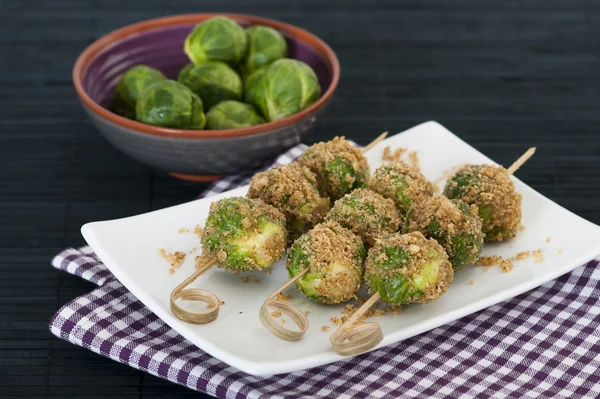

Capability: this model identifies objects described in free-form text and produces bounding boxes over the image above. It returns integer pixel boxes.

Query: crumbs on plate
[271,310,282,318]
[158,249,186,273]
[193,224,203,238]
[476,248,544,273]
[321,326,330,332]
[469,280,475,285]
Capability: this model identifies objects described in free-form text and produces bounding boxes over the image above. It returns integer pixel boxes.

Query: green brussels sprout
[184,16,248,65]
[406,196,484,271]
[240,25,287,76]
[243,68,266,105]
[368,162,434,213]
[205,100,265,130]
[325,188,402,248]
[177,61,242,109]
[299,136,370,200]
[286,221,365,304]
[135,80,206,129]
[444,164,522,242]
[247,163,330,241]
[251,58,321,121]
[365,232,453,305]
[113,65,165,119]
[201,197,287,271]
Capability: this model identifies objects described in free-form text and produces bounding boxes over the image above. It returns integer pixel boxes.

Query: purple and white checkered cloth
[50,144,600,398]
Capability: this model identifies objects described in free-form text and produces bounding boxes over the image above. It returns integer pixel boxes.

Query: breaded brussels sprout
[368,162,433,213]
[325,188,402,248]
[444,164,522,242]
[286,221,366,304]
[184,16,248,65]
[113,65,165,119]
[365,232,453,305]
[247,163,330,240]
[135,80,206,129]
[406,196,484,271]
[240,25,287,76]
[177,61,242,110]
[201,197,287,271]
[206,100,265,130]
[299,136,370,201]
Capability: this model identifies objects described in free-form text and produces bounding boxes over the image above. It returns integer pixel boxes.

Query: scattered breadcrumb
[330,316,346,326]
[321,326,330,332]
[519,225,526,232]
[241,276,249,283]
[546,237,551,243]
[533,249,544,263]
[252,278,260,284]
[469,280,475,285]
[558,249,563,255]
[261,269,273,275]
[382,146,407,162]
[193,224,203,238]
[218,300,225,306]
[271,311,282,318]
[188,247,198,254]
[280,319,285,325]
[475,255,513,272]
[178,227,190,234]
[158,249,186,271]
[409,150,420,170]
[239,311,243,314]
[476,249,543,273]
[276,293,290,302]
[303,310,310,316]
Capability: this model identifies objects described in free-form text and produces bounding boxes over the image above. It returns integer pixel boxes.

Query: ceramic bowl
[73,13,340,181]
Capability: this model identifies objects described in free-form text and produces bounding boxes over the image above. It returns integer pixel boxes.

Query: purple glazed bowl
[73,14,340,181]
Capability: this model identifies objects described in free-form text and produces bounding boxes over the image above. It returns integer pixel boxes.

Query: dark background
[1,0,599,397]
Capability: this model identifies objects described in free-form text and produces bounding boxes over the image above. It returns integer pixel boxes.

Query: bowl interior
[84,22,333,111]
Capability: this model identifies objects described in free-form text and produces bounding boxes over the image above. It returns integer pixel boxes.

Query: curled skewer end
[330,293,382,356]
[170,258,220,325]
[259,268,310,341]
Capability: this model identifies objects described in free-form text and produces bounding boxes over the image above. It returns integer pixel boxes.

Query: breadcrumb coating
[299,136,370,200]
[365,232,453,305]
[406,196,484,270]
[444,164,521,242]
[247,163,329,241]
[369,162,433,213]
[201,197,287,271]
[325,188,403,248]
[286,221,365,304]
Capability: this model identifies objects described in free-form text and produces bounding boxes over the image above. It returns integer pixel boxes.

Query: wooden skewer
[257,132,390,340]
[431,162,467,186]
[170,258,221,324]
[330,293,383,356]
[363,131,388,153]
[330,147,537,356]
[259,132,391,341]
[259,269,310,341]
[507,147,536,175]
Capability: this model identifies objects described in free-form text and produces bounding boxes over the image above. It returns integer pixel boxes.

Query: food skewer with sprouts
[443,148,535,242]
[329,147,535,355]
[258,133,389,340]
[170,197,287,324]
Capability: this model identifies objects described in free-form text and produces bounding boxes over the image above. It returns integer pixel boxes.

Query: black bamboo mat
[1,0,599,397]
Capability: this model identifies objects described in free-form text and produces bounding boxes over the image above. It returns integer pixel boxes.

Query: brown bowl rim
[72,13,340,140]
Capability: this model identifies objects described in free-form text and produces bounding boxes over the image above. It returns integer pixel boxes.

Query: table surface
[2,0,600,397]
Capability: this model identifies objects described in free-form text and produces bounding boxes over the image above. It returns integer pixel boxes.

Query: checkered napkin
[50,144,600,398]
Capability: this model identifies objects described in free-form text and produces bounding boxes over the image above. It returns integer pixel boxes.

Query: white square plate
[82,121,600,376]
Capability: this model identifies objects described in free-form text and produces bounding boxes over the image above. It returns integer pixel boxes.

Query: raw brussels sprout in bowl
[178,61,242,109]
[73,13,339,179]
